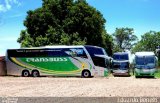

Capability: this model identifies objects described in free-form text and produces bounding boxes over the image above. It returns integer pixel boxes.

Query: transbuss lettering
[34,58,40,62]
[26,58,68,62]
[63,58,67,61]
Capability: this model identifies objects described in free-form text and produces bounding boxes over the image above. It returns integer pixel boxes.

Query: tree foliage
[112,27,138,52]
[17,0,113,55]
[132,31,160,53]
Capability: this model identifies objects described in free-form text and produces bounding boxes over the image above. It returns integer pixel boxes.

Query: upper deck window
[113,54,129,60]
[85,46,106,56]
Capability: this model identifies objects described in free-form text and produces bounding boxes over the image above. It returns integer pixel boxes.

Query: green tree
[113,27,138,52]
[132,31,160,53]
[17,0,113,55]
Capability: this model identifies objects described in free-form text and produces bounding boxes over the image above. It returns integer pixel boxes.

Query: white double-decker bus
[111,52,130,76]
[6,45,110,78]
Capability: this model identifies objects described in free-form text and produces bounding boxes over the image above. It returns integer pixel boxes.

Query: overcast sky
[0,0,160,56]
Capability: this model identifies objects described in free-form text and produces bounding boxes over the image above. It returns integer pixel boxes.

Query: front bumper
[112,70,129,76]
[135,68,156,76]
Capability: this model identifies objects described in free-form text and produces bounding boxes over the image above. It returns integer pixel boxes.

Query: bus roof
[7,45,103,50]
[113,52,128,55]
[135,52,155,56]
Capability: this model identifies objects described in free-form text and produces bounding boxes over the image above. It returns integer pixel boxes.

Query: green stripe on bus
[20,57,79,71]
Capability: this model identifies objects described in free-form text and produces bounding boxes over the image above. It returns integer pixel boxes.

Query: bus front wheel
[82,70,91,78]
[22,70,30,77]
[31,70,40,77]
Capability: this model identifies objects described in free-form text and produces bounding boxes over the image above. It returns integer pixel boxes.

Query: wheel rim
[33,72,38,77]
[84,72,89,77]
[24,72,29,77]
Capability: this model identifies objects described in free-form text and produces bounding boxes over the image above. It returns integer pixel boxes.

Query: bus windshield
[85,46,108,68]
[113,62,129,70]
[136,56,155,65]
[102,48,108,56]
[113,54,128,60]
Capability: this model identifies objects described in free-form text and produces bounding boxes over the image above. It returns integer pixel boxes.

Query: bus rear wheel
[22,70,30,77]
[31,70,40,77]
[82,70,91,78]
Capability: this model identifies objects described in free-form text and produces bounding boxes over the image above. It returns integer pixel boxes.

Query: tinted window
[63,48,87,58]
[7,49,69,57]
[113,54,129,60]
[85,46,107,67]
[92,57,106,68]
[136,56,155,65]
[135,56,144,65]
[47,49,69,57]
[85,46,104,56]
[112,62,129,70]
[26,49,48,57]
[8,49,26,57]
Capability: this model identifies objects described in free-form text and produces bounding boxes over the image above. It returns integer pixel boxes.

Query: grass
[155,69,160,78]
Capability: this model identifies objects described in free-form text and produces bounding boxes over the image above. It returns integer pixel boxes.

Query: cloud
[5,0,11,10]
[0,4,6,12]
[0,0,21,12]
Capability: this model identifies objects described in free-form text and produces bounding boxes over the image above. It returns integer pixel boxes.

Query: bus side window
[25,49,47,57]
[63,48,87,58]
[76,49,88,58]
[92,57,106,68]
[64,50,77,57]
[77,52,88,58]
[48,49,68,57]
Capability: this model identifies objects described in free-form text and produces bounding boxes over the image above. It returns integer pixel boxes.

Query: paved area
[0,76,159,97]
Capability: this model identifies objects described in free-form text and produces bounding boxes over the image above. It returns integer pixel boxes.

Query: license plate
[143,69,149,72]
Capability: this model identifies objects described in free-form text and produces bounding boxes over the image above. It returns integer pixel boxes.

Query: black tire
[22,70,30,77]
[110,70,113,73]
[135,76,139,78]
[82,70,91,78]
[31,70,40,77]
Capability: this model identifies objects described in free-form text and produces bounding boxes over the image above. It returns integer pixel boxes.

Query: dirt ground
[0,76,160,97]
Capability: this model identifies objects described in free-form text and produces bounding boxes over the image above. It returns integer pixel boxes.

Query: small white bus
[133,52,157,78]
